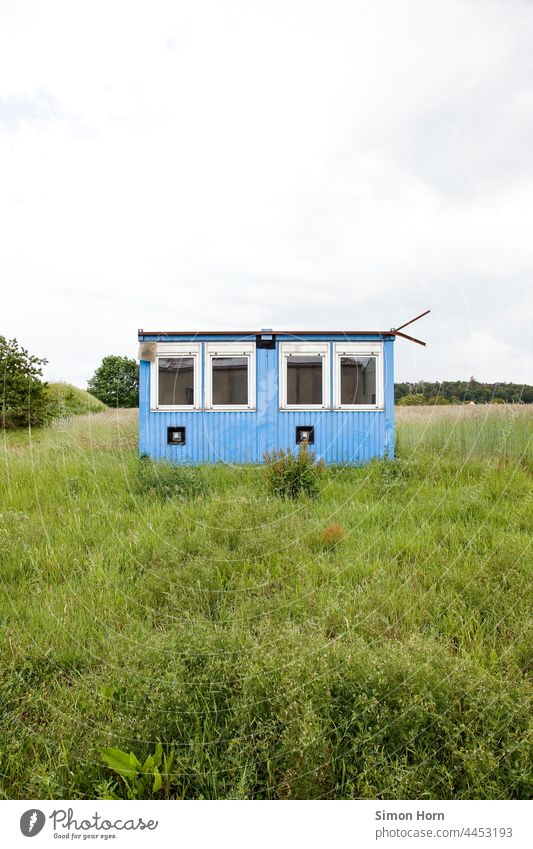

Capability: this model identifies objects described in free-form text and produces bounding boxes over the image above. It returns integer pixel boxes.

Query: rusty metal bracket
[392,310,430,345]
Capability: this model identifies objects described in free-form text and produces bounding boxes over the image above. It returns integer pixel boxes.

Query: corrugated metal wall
[139,335,394,465]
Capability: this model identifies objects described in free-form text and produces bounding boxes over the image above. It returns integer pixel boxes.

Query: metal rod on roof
[394,309,431,333]
[395,330,426,346]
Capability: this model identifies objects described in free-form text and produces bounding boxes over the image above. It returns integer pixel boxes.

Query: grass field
[1,406,531,799]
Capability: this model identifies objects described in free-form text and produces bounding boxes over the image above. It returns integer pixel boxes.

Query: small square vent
[296,426,314,445]
[167,426,186,446]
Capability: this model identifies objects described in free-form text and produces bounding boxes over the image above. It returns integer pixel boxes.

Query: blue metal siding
[139,335,395,465]
[383,337,394,458]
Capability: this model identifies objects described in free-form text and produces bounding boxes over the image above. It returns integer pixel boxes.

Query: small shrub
[396,394,426,406]
[137,456,208,500]
[427,396,451,405]
[264,442,324,499]
[318,522,344,550]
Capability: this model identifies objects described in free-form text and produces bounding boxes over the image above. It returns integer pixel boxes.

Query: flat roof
[138,329,396,336]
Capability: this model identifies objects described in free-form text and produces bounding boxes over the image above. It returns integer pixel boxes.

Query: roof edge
[137,329,396,337]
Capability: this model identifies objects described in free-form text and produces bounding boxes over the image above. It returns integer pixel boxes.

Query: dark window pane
[287,355,322,405]
[158,357,194,405]
[340,356,376,404]
[212,356,248,405]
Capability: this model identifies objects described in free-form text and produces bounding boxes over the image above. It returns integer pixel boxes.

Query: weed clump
[318,522,344,550]
[264,442,324,499]
[100,743,175,799]
[137,456,208,500]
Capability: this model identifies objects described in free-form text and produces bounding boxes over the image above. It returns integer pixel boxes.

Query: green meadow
[1,406,531,799]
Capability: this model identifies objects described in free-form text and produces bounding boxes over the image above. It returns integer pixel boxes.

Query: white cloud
[1,0,532,385]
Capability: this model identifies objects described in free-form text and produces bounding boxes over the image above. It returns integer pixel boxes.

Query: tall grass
[0,407,531,799]
[396,405,532,465]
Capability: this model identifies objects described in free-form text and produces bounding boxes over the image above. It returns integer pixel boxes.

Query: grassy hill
[0,407,531,799]
[46,382,107,416]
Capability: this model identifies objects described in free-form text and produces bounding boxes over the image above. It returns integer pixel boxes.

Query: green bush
[137,456,208,500]
[396,394,426,406]
[88,355,139,407]
[427,396,451,405]
[397,394,450,406]
[0,336,53,428]
[264,442,324,499]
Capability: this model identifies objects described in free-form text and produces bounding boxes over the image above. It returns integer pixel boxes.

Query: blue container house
[138,315,428,465]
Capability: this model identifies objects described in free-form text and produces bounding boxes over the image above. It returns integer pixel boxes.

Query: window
[333,342,383,409]
[205,343,255,409]
[279,342,329,409]
[150,343,201,410]
[287,355,323,405]
[158,357,194,405]
[212,356,248,405]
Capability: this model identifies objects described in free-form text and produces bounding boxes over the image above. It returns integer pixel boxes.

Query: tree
[0,336,52,428]
[87,355,139,407]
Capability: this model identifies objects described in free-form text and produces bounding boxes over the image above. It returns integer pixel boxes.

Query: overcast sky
[1,0,532,386]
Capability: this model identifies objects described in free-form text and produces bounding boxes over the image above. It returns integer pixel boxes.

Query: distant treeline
[394,380,533,405]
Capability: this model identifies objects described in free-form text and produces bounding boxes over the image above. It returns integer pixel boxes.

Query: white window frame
[150,342,202,411]
[333,341,384,410]
[205,342,256,411]
[279,342,330,410]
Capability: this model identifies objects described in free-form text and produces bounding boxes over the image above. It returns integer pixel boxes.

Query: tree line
[395,380,533,405]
